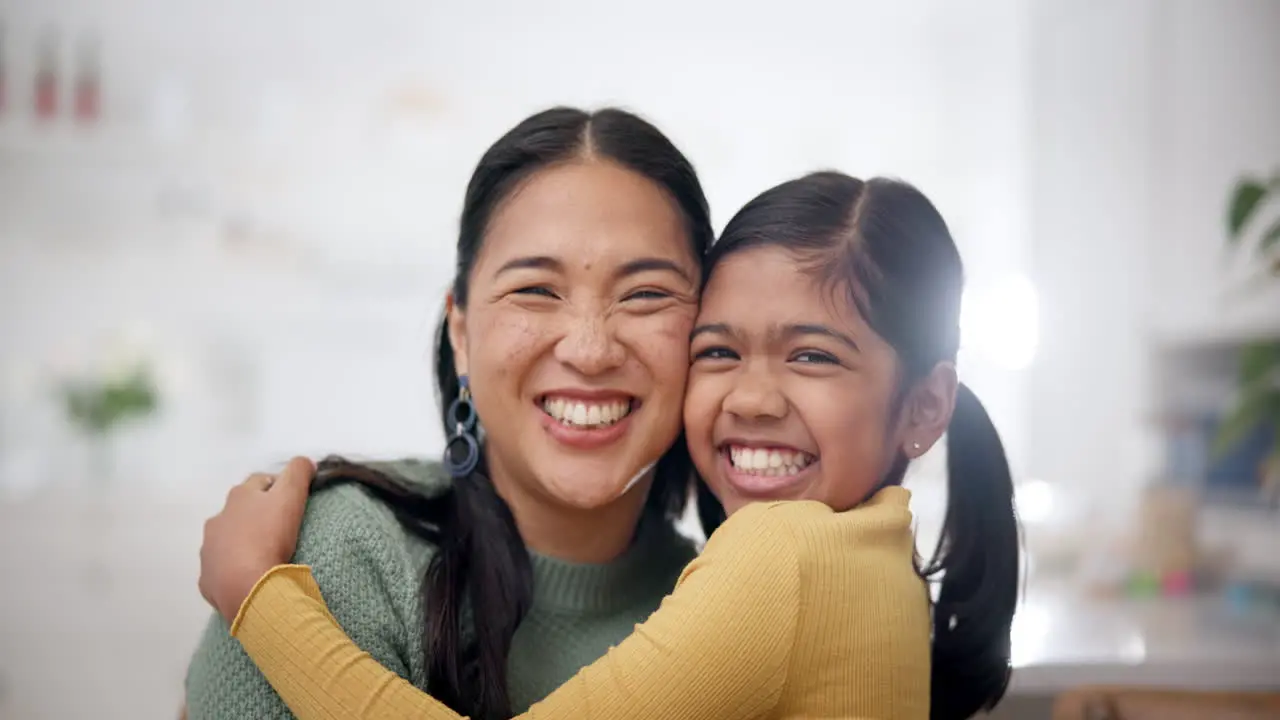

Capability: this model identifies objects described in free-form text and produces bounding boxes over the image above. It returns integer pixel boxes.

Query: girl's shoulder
[712,487,915,556]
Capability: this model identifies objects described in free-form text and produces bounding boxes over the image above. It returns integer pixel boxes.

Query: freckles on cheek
[654,323,695,388]
[617,306,695,374]
[648,310,696,359]
[477,314,543,380]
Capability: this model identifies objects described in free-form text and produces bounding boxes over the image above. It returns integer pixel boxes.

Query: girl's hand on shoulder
[199,456,315,623]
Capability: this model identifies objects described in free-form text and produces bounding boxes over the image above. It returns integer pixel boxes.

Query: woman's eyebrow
[614,258,694,285]
[494,255,562,277]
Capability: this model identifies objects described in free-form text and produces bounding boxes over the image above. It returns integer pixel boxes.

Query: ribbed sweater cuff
[229,564,313,636]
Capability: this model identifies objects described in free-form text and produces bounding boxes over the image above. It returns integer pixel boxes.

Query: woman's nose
[553,314,627,376]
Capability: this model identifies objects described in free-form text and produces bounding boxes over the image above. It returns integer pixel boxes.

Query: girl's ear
[900,362,957,458]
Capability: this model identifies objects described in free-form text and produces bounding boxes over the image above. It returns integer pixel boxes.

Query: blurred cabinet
[1144,0,1280,345]
[0,493,214,719]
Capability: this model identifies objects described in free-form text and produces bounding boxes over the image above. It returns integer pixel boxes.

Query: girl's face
[449,160,700,512]
[685,246,947,516]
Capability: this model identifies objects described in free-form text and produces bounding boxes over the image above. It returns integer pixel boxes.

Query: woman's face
[449,160,699,511]
[685,246,919,516]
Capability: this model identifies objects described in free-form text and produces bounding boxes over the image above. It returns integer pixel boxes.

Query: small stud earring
[910,441,922,453]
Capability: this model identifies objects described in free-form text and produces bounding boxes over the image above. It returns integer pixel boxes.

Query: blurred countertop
[1009,577,1280,694]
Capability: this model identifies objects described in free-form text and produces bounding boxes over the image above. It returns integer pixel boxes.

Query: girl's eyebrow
[690,323,732,342]
[690,321,860,352]
[781,323,860,352]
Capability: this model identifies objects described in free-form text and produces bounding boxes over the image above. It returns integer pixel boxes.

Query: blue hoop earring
[443,375,480,478]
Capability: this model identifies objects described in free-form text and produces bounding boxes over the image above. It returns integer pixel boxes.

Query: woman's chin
[540,462,656,511]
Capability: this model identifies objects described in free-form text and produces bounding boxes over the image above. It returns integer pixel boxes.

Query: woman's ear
[446,293,469,376]
[900,362,958,458]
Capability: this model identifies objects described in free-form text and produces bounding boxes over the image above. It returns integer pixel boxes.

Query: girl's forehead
[696,247,875,336]
[702,249,829,309]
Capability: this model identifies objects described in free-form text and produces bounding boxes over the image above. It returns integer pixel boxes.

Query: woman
[184,106,719,719]
[197,173,1020,720]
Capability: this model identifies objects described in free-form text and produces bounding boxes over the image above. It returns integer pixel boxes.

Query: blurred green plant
[60,365,159,436]
[1214,171,1280,496]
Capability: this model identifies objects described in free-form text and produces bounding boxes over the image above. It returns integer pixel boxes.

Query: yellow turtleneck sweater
[230,486,930,720]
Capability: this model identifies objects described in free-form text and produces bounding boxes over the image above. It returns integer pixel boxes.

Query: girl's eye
[694,346,739,361]
[512,286,558,299]
[792,350,839,365]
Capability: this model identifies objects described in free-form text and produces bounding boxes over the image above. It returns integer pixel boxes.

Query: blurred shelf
[1146,286,1280,351]
[0,122,192,167]
[1149,319,1280,352]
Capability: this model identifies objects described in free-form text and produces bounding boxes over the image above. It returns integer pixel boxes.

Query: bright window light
[960,274,1039,371]
[1015,478,1055,524]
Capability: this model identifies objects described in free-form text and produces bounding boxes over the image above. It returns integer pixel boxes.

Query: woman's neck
[490,468,654,565]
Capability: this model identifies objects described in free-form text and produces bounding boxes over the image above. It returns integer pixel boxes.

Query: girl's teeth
[542,398,632,428]
[728,445,814,475]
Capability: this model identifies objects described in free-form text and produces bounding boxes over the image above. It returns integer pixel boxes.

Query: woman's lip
[537,389,638,403]
[537,404,636,450]
[718,450,818,500]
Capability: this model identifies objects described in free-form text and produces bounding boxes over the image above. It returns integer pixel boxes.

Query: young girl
[199,172,1020,720]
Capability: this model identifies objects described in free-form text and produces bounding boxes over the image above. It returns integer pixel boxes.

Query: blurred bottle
[0,22,8,117]
[74,31,101,124]
[34,27,58,121]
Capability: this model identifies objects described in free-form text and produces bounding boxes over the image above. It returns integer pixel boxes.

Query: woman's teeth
[542,397,633,429]
[728,446,815,476]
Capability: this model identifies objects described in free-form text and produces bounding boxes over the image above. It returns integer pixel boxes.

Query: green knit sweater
[184,459,697,719]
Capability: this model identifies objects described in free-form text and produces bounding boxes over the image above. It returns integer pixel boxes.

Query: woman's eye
[694,346,739,361]
[792,350,839,365]
[624,289,672,302]
[512,286,558,299]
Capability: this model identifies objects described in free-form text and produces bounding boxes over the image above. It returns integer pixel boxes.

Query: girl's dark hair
[704,171,1019,720]
[311,107,715,720]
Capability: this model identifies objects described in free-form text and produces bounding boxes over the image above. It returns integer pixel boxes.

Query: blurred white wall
[0,0,1044,493]
[1025,0,1280,532]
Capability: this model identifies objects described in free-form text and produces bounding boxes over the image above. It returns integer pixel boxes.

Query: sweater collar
[528,513,689,616]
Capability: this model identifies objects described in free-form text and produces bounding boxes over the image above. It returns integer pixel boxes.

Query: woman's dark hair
[704,171,1019,720]
[311,107,715,720]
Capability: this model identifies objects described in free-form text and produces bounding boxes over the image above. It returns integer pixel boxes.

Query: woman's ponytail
[313,317,534,720]
[923,382,1019,720]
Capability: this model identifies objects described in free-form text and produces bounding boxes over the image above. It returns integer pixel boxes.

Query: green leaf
[1228,179,1269,240]
[1262,217,1280,253]
[1213,390,1275,457]
[1239,341,1280,386]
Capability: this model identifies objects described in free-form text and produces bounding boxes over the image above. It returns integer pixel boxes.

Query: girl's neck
[490,468,654,565]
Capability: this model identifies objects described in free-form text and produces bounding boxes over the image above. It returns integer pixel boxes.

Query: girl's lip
[717,439,817,461]
[717,449,819,500]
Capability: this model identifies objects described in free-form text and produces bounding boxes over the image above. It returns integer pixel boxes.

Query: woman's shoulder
[296,457,447,572]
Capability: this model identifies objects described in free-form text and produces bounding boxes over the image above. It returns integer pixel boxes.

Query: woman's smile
[537,390,641,450]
